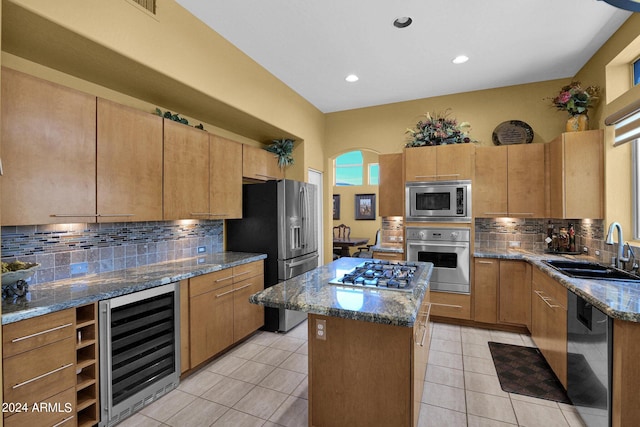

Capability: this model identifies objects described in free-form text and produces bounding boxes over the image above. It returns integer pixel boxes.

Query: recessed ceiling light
[452,55,469,64]
[393,17,412,28]
[345,74,359,83]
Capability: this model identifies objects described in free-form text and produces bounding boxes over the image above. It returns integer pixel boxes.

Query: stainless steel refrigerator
[227,179,318,332]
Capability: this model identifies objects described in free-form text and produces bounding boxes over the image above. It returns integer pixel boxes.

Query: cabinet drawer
[429,292,471,320]
[4,386,76,426]
[532,268,567,308]
[4,337,76,404]
[190,268,235,297]
[373,251,404,261]
[3,309,75,358]
[233,261,263,281]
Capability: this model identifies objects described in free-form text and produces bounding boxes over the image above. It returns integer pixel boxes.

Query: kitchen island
[249,257,433,427]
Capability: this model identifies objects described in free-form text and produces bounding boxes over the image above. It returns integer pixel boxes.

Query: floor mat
[488,341,571,404]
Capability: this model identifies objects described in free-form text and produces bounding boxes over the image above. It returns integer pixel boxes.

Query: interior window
[335,151,363,186]
[369,163,379,185]
[634,57,640,86]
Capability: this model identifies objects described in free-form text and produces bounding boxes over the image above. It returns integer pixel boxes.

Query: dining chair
[353,229,380,258]
[333,224,351,258]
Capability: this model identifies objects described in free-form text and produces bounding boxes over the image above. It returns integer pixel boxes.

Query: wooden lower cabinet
[531,268,567,387]
[498,260,531,328]
[612,319,640,427]
[188,261,264,368]
[473,258,499,324]
[309,306,430,427]
[4,387,76,427]
[430,291,471,320]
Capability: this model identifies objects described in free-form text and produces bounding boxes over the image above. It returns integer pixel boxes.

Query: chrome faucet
[605,222,631,269]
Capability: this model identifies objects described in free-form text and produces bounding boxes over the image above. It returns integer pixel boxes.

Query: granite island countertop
[249,257,433,327]
[475,248,640,322]
[1,252,266,325]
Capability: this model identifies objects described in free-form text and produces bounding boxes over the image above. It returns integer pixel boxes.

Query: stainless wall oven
[405,180,471,222]
[406,227,470,294]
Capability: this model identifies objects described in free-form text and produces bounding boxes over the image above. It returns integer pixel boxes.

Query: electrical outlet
[509,241,521,248]
[316,318,326,340]
[197,246,207,253]
[70,262,88,275]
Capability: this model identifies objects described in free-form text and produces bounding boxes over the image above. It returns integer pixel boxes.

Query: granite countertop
[371,245,403,253]
[1,252,266,325]
[474,248,640,322]
[249,257,432,327]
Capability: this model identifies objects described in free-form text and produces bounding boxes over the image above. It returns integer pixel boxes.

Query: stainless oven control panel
[405,227,470,242]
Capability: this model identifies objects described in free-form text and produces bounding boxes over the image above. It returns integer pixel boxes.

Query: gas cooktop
[328,260,423,292]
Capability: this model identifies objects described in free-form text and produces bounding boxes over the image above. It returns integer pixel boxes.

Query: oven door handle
[407,241,469,250]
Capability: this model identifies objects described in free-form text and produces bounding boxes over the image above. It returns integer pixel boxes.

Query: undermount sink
[543,259,640,282]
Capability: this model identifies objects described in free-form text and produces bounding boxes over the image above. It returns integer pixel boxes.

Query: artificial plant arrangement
[265,138,295,168]
[155,108,205,130]
[548,82,600,116]
[405,109,473,147]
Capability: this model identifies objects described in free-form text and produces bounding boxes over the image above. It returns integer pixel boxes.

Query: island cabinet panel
[2,308,76,424]
[473,258,499,324]
[548,130,604,219]
[612,319,640,427]
[498,260,531,329]
[1,67,97,226]
[530,268,567,388]
[373,251,404,261]
[163,119,210,220]
[188,261,264,368]
[413,297,431,426]
[97,98,163,222]
[379,153,404,216]
[242,144,284,181]
[308,314,414,427]
[210,135,243,219]
[405,144,474,182]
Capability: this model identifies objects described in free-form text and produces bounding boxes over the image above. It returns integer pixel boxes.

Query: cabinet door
[474,146,508,217]
[243,144,284,181]
[189,285,234,367]
[163,119,210,220]
[507,144,545,217]
[233,275,264,341]
[550,130,603,219]
[97,98,163,222]
[404,146,436,182]
[498,260,531,328]
[473,258,498,324]
[1,68,96,225]
[379,153,404,216]
[436,144,474,181]
[210,135,243,219]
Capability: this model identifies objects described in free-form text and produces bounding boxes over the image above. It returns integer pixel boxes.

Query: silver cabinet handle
[12,323,73,343]
[436,174,461,178]
[233,271,251,279]
[534,290,561,309]
[256,173,277,180]
[483,212,509,216]
[234,283,254,292]
[190,212,212,216]
[418,304,431,347]
[414,175,437,179]
[52,415,75,427]
[477,260,494,264]
[510,213,535,216]
[215,275,235,282]
[216,288,236,298]
[429,302,463,309]
[12,363,74,389]
[98,213,135,217]
[51,214,99,218]
[0,158,3,176]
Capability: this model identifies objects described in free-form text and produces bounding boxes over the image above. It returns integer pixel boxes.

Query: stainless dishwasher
[567,291,612,427]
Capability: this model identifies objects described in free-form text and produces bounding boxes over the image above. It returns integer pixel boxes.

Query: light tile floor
[119,321,586,427]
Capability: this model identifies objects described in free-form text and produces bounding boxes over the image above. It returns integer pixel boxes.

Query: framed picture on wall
[355,193,376,220]
[333,194,340,220]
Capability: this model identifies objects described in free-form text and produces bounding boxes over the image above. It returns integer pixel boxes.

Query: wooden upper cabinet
[97,99,163,222]
[507,143,546,218]
[163,119,210,220]
[549,130,603,219]
[1,68,97,225]
[474,146,508,217]
[405,144,474,182]
[243,144,284,181]
[210,135,243,219]
[379,153,404,217]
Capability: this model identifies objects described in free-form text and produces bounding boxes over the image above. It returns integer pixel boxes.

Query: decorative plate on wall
[492,120,534,145]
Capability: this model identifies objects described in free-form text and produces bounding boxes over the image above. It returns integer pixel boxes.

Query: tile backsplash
[1,220,223,285]
[475,218,639,268]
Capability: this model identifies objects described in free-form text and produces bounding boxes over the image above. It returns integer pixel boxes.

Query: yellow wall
[574,13,640,244]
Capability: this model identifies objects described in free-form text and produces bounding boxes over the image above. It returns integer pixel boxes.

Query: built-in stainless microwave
[405,180,471,222]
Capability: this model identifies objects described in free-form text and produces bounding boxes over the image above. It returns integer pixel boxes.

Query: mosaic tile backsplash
[1,220,223,285]
[475,218,639,269]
